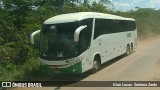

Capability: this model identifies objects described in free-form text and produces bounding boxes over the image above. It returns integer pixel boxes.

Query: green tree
[83,0,89,6]
[0,0,40,81]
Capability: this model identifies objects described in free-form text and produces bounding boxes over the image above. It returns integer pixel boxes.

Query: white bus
[30,12,137,74]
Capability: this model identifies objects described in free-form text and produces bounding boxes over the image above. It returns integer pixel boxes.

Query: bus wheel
[130,44,134,54]
[92,57,101,73]
[125,45,131,56]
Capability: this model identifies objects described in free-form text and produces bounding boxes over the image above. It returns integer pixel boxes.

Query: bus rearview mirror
[30,30,40,44]
[74,25,87,42]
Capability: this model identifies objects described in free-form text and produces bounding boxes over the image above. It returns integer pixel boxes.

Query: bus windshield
[40,22,79,60]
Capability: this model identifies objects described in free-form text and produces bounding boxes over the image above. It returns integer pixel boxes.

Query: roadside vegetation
[0,0,160,81]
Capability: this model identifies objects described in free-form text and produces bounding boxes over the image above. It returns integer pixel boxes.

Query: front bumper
[47,61,82,74]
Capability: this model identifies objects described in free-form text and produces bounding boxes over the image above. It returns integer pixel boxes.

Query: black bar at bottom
[0,81,160,87]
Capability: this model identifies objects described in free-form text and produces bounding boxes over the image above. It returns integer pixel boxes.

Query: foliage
[0,0,160,81]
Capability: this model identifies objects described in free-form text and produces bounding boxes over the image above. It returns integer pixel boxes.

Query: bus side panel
[80,48,93,73]
[90,36,102,63]
[101,43,117,64]
[100,32,126,64]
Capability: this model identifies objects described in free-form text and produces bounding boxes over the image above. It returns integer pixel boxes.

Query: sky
[111,0,160,11]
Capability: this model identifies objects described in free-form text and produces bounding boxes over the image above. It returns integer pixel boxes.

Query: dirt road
[11,36,160,90]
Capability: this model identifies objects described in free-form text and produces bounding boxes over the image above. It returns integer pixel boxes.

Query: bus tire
[130,43,134,54]
[125,45,131,56]
[91,57,101,73]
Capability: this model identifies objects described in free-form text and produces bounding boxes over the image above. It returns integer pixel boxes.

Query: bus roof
[44,12,135,24]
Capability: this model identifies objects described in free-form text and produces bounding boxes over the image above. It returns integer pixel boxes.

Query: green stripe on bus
[51,62,82,74]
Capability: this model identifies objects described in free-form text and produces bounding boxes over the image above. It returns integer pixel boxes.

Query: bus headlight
[66,57,82,65]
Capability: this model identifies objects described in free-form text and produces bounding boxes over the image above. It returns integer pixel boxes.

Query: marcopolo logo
[2,82,11,87]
